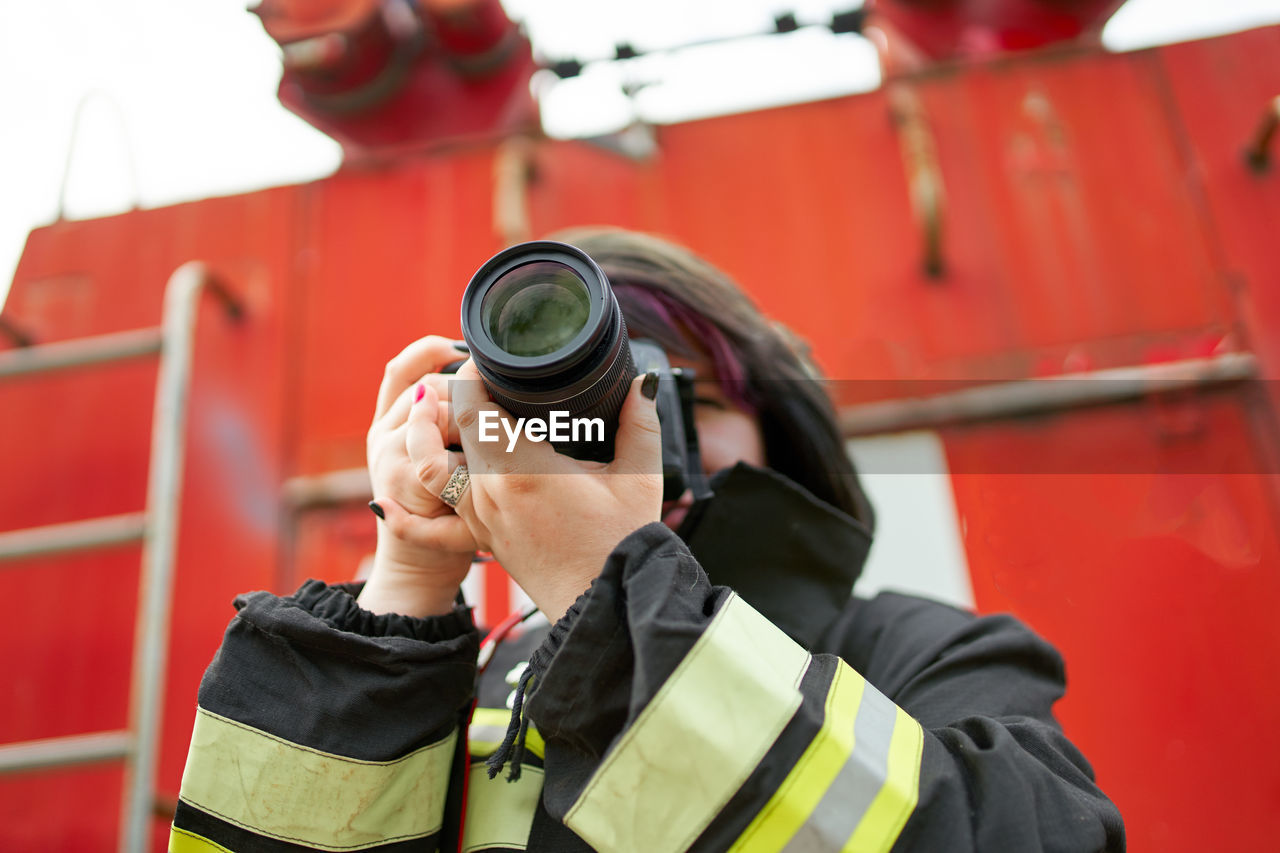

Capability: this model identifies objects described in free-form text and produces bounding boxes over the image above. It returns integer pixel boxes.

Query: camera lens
[461,241,636,461]
[483,262,591,357]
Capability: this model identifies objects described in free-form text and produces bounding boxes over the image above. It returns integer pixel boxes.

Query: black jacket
[172,464,1124,852]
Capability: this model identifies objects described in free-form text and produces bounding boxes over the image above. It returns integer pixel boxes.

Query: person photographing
[171,229,1123,852]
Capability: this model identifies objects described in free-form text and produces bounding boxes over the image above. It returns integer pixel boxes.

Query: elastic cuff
[527,522,682,678]
[237,578,475,643]
[528,577,596,675]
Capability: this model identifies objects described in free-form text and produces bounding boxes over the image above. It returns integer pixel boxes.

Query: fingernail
[414,383,425,403]
[368,501,385,520]
[640,370,659,400]
[451,339,470,354]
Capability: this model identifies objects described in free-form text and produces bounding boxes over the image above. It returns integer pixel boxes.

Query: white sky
[3,0,1279,311]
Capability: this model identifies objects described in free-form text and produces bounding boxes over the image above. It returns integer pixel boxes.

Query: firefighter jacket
[171,463,1125,852]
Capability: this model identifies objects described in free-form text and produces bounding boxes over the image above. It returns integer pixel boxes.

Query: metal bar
[889,84,946,279]
[0,327,162,378]
[0,314,36,348]
[0,513,146,564]
[119,262,241,853]
[0,730,132,774]
[839,353,1258,437]
[1245,94,1280,173]
[282,467,373,509]
[57,91,140,220]
[493,135,535,245]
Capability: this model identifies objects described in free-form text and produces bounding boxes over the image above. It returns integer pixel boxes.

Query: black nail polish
[451,339,470,354]
[640,370,659,400]
[368,501,385,520]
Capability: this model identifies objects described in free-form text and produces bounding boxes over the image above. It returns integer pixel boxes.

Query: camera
[458,240,708,502]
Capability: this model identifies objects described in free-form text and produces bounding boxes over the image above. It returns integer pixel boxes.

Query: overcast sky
[3,0,1280,310]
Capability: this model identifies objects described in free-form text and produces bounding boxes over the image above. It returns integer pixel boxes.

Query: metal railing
[0,513,148,561]
[839,352,1259,436]
[0,261,241,853]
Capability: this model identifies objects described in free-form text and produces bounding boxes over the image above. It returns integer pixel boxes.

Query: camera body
[625,338,707,502]
[457,240,707,502]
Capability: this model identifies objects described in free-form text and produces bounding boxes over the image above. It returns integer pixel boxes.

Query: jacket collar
[676,462,874,650]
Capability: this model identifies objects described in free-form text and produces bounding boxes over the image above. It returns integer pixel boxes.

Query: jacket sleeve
[518,523,1124,853]
[169,578,480,853]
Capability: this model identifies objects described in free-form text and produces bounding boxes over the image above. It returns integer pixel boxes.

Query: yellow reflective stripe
[169,826,234,853]
[729,664,865,853]
[461,763,544,852]
[468,707,545,759]
[565,593,812,853]
[178,706,456,851]
[728,658,925,853]
[842,706,924,853]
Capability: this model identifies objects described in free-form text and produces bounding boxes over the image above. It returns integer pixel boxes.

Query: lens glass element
[483,262,591,357]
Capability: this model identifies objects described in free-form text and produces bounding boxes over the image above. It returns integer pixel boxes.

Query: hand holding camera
[359,335,477,618]
[406,359,662,622]
[363,241,699,621]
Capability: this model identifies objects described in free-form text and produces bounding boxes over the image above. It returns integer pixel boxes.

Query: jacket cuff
[525,523,721,751]
[202,578,480,761]
[528,522,676,676]
[260,577,475,643]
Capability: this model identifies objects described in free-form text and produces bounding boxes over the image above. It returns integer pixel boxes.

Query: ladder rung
[0,512,147,563]
[0,730,132,774]
[282,467,372,508]
[0,327,163,378]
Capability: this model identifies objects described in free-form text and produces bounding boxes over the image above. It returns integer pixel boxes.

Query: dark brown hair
[549,227,875,531]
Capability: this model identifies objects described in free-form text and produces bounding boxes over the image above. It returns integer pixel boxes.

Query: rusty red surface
[2,25,1278,850]
[947,387,1280,850]
[1158,26,1280,391]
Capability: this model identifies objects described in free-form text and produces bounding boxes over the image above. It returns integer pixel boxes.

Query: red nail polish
[414,384,426,403]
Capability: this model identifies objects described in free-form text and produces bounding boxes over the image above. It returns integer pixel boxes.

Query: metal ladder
[0,262,241,852]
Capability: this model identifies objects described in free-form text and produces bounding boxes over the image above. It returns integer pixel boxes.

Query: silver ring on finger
[439,464,470,509]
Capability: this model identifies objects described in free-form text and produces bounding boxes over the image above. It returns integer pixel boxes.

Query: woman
[170,230,1124,852]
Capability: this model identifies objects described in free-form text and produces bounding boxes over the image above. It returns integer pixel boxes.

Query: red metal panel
[0,765,122,851]
[7,211,170,343]
[527,139,659,234]
[604,95,929,383]
[0,362,155,537]
[289,504,377,590]
[291,152,500,477]
[2,218,170,850]
[523,42,1232,391]
[1,189,301,845]
[945,389,1280,852]
[0,549,138,743]
[912,49,1231,359]
[1157,27,1280,381]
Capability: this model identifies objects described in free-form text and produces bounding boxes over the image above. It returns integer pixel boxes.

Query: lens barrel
[461,241,636,461]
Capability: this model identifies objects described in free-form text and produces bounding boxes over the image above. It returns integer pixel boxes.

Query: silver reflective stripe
[468,724,508,745]
[782,680,899,852]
